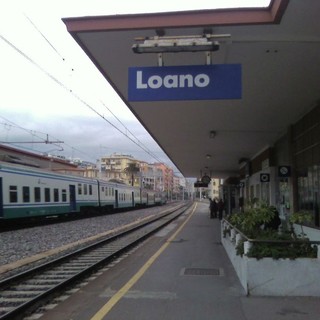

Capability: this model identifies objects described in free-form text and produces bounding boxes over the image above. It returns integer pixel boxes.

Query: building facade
[99,154,177,195]
[222,102,320,238]
[99,153,140,185]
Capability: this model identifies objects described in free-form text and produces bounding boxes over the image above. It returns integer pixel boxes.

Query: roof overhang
[62,0,320,178]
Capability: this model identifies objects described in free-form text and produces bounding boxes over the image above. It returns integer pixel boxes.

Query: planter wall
[221,221,320,296]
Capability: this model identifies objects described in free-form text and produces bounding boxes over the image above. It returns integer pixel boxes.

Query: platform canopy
[63,0,320,179]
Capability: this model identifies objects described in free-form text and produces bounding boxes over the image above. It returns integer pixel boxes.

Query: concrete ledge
[221,221,320,296]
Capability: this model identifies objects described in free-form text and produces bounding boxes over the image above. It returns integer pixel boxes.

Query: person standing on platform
[209,198,218,218]
[212,198,218,218]
[209,198,213,218]
[218,199,224,220]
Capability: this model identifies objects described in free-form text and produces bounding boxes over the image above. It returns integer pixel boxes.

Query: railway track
[0,202,192,319]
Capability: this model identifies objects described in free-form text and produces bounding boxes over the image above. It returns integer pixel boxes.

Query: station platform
[40,201,320,320]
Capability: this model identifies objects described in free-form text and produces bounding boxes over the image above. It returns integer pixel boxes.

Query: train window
[78,183,82,195]
[84,184,88,195]
[89,185,92,195]
[34,187,41,202]
[54,188,59,202]
[62,189,67,202]
[23,186,30,203]
[9,186,18,203]
[44,188,50,202]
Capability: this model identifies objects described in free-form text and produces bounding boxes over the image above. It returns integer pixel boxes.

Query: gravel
[0,203,182,279]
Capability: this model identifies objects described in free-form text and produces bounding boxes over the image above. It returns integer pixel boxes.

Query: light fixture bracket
[209,131,216,139]
[132,34,230,54]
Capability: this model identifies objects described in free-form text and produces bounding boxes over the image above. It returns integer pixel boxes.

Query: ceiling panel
[64,0,320,178]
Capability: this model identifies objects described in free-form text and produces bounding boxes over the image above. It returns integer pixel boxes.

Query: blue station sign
[128,64,241,101]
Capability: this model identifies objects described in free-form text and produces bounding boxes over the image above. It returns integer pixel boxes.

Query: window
[255,184,260,201]
[45,188,50,202]
[78,183,82,195]
[9,185,18,203]
[34,187,41,202]
[54,188,59,202]
[23,186,30,202]
[84,184,88,195]
[89,185,93,195]
[62,189,67,202]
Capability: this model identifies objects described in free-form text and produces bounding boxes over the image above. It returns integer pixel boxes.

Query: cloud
[1,1,196,175]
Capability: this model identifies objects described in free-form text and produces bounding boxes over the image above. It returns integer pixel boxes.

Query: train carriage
[0,161,166,222]
[155,191,167,205]
[98,180,117,212]
[0,161,99,220]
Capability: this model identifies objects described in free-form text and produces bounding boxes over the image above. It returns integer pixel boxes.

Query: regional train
[0,161,167,221]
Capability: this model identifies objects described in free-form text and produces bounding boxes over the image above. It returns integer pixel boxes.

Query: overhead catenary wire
[0,118,102,162]
[0,32,165,165]
[22,17,162,162]
[100,100,161,162]
[0,117,65,152]
[74,94,164,163]
[24,14,66,61]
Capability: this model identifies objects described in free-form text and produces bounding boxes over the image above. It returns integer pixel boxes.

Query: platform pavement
[39,201,320,320]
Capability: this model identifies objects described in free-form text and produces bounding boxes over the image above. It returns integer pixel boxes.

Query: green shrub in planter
[226,204,317,260]
[246,230,317,260]
[228,201,277,238]
[289,211,312,239]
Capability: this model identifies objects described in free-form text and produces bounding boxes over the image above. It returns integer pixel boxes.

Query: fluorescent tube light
[132,35,220,54]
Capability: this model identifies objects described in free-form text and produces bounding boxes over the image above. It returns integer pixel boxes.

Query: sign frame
[128,64,242,101]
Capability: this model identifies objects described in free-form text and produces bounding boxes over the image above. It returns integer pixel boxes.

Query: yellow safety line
[90,203,197,320]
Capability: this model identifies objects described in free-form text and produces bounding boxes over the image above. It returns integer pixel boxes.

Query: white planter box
[221,223,320,296]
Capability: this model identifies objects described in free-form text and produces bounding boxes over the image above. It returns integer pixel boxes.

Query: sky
[0,0,270,174]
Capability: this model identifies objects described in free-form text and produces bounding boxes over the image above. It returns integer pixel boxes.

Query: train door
[69,185,76,212]
[115,189,119,208]
[0,178,3,217]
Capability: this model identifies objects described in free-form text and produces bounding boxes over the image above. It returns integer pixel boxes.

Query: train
[0,161,167,221]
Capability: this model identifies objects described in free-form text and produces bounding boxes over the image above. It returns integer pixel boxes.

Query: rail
[0,202,193,320]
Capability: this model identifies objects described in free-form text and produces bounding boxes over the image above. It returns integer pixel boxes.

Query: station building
[234,102,320,229]
[62,0,320,238]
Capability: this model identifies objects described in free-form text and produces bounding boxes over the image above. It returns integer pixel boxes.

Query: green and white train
[0,161,166,221]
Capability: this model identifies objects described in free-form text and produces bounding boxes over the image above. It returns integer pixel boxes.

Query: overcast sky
[0,0,269,174]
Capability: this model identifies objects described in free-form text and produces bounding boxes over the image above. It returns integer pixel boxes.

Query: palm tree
[124,163,140,186]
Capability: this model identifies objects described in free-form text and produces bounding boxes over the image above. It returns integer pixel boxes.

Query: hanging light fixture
[132,34,230,54]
